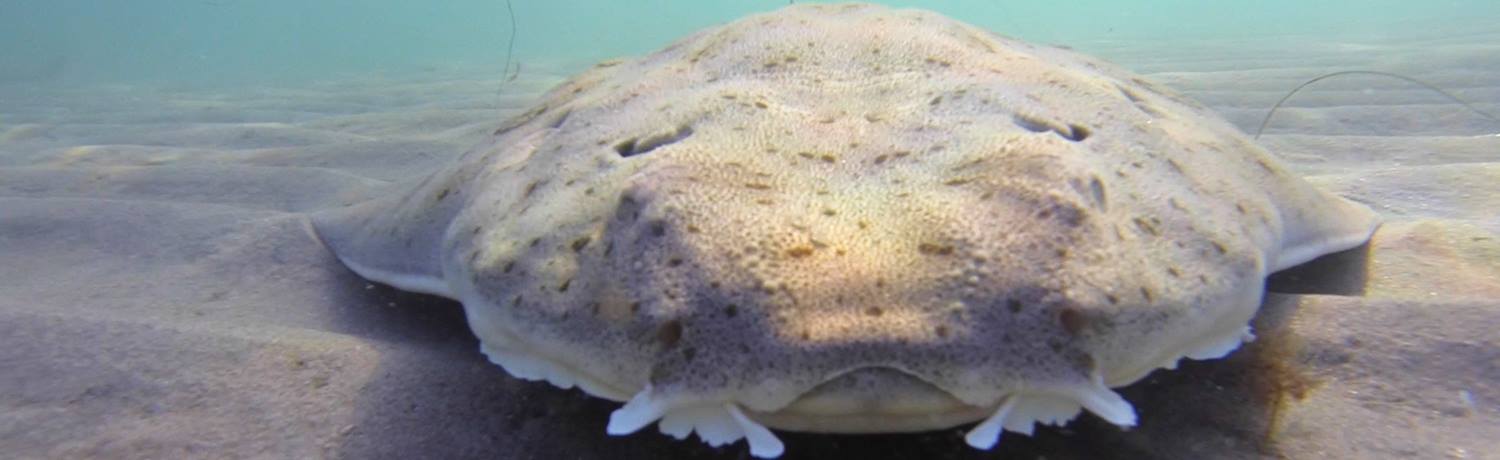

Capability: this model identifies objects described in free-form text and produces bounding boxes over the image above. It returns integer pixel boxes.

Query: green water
[2,0,1496,85]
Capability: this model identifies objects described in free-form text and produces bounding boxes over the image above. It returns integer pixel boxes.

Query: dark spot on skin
[754,101,769,109]
[821,208,837,217]
[724,304,739,318]
[436,188,450,201]
[667,258,683,267]
[1211,241,1228,254]
[503,261,516,273]
[1133,217,1160,236]
[657,320,683,349]
[1117,85,1165,118]
[629,302,642,313]
[786,246,814,258]
[1089,177,1108,211]
[1105,293,1119,304]
[558,278,572,292]
[1256,158,1276,173]
[935,325,950,338]
[523,181,542,199]
[745,182,772,190]
[529,238,541,248]
[917,243,955,256]
[571,236,592,252]
[1042,203,1086,227]
[513,295,523,308]
[1059,307,1087,335]
[1007,298,1023,313]
[1072,352,1096,371]
[1140,286,1154,302]
[472,226,483,235]
[650,220,667,237]
[866,307,884,317]
[1167,267,1182,278]
[943,178,971,186]
[546,109,572,128]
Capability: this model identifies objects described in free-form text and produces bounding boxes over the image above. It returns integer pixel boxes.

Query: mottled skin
[313,3,1378,456]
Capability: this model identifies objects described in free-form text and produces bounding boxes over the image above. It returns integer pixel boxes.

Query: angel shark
[312,3,1379,458]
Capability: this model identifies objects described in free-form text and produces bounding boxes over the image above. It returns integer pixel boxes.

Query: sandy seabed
[2,29,1498,459]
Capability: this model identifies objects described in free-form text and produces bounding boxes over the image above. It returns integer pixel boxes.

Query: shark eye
[614,124,695,158]
[1012,113,1090,142]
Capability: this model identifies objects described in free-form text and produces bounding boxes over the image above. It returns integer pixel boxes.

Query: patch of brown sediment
[1262,295,1500,458]
[1240,293,1322,449]
[1084,292,1316,459]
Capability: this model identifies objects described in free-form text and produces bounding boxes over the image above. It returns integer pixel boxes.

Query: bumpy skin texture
[314,2,1377,445]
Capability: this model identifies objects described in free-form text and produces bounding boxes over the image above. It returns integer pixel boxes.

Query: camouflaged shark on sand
[313,4,1380,457]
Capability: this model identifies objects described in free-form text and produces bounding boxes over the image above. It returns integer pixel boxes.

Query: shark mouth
[598,323,1255,458]
[604,367,1138,459]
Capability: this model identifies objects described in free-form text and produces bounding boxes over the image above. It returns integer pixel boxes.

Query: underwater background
[2,0,1498,85]
[1,1,1497,459]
